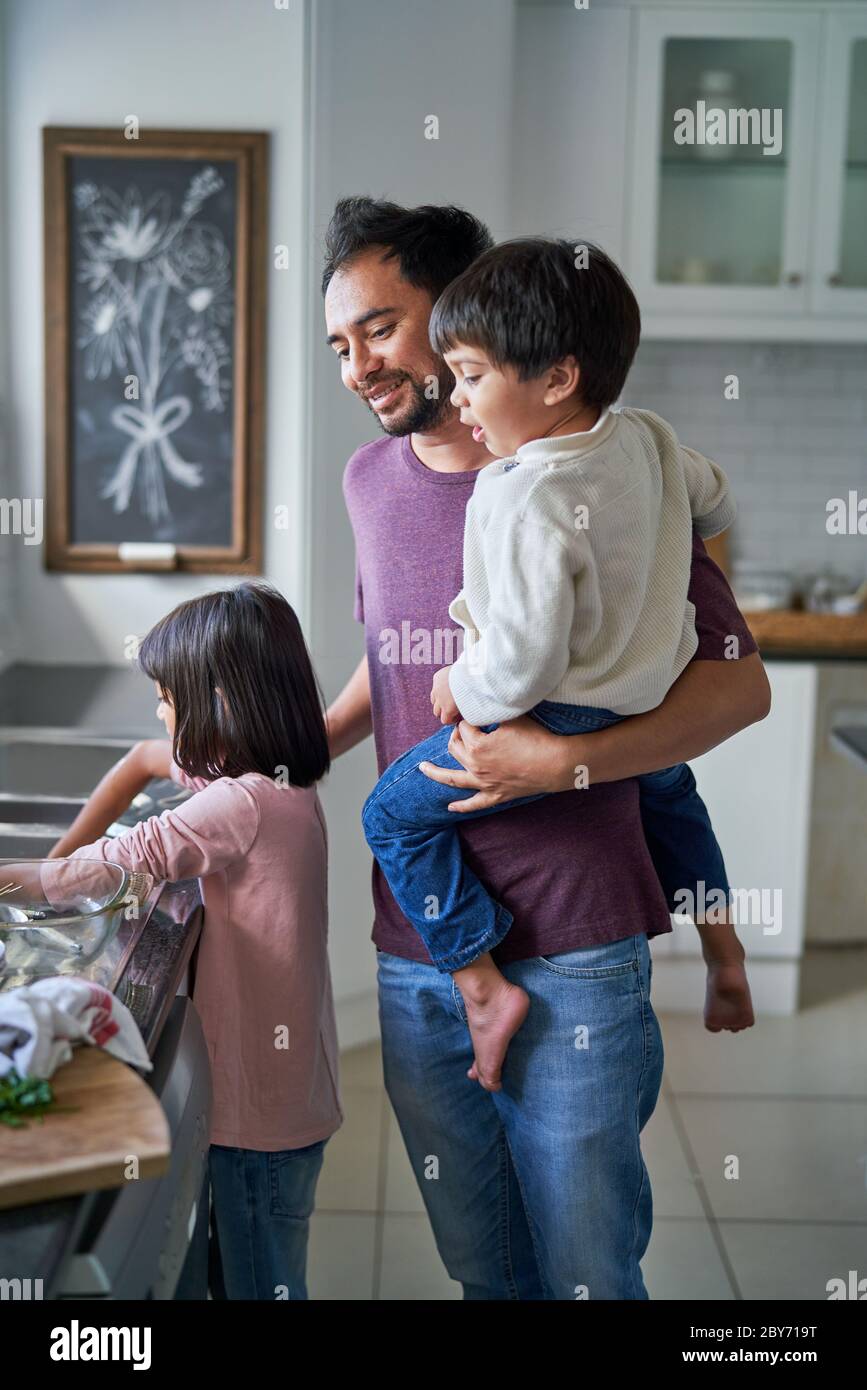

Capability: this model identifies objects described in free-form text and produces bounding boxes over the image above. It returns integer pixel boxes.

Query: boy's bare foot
[464,979,530,1091]
[704,960,755,1033]
[452,953,530,1092]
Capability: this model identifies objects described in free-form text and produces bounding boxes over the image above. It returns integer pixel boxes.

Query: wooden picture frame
[43,127,267,573]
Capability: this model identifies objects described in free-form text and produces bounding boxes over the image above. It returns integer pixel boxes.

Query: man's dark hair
[428,238,641,410]
[321,196,493,299]
[138,582,330,787]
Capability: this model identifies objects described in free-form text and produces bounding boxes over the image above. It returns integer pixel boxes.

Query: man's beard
[363,364,455,436]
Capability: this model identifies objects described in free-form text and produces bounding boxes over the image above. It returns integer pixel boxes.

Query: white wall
[510,1,632,252]
[1,0,310,665]
[307,0,517,1037]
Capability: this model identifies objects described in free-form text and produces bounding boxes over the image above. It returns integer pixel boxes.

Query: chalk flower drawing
[73,166,233,523]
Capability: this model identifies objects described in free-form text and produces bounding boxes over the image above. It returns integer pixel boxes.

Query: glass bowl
[0,858,151,980]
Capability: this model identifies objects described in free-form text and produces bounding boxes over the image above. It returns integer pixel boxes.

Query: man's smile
[363,379,406,411]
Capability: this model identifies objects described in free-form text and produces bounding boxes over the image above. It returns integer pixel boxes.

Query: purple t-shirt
[343,432,757,965]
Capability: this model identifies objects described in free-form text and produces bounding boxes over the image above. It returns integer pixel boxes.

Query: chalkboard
[67,155,237,547]
[44,128,267,573]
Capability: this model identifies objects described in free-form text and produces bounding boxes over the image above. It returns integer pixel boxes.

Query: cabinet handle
[785,272,803,286]
[827,272,842,287]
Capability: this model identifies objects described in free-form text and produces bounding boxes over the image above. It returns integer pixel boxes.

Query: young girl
[48,582,342,1300]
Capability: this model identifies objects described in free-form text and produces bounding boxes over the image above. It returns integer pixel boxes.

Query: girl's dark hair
[428,237,641,411]
[321,196,493,300]
[138,583,330,787]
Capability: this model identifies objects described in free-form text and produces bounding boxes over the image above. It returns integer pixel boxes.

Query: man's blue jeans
[174,1139,327,1300]
[378,931,664,1299]
[362,699,729,972]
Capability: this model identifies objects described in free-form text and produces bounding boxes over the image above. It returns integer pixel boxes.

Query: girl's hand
[430,666,461,725]
[419,716,584,812]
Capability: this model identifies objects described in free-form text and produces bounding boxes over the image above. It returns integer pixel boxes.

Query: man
[323,197,770,1300]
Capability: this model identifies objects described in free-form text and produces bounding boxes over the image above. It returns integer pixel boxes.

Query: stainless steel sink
[0,795,85,824]
[0,793,86,858]
[0,731,190,861]
[0,829,65,858]
[0,734,134,798]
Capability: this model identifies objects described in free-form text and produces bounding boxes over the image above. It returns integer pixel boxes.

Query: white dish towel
[0,976,152,1079]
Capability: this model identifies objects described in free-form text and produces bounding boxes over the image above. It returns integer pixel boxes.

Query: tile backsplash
[622,342,867,593]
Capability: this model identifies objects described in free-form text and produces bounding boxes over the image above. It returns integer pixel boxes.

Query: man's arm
[420,653,769,810]
[419,533,770,811]
[563,651,769,782]
[325,654,372,758]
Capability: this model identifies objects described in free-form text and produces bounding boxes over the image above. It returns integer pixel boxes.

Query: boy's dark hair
[138,582,330,787]
[428,238,641,410]
[321,196,493,300]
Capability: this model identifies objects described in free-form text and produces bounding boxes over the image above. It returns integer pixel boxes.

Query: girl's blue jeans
[173,1138,327,1300]
[362,699,730,973]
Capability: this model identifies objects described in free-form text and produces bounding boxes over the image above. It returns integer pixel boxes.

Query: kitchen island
[0,878,205,1297]
[0,662,209,1298]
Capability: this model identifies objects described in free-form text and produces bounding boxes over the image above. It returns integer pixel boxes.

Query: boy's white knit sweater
[447,405,735,725]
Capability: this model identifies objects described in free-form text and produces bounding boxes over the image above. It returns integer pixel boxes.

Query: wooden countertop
[744,609,867,658]
[701,535,867,658]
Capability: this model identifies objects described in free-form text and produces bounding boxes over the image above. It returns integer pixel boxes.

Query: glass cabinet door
[628,10,821,322]
[815,18,867,316]
[837,39,867,289]
[656,38,791,288]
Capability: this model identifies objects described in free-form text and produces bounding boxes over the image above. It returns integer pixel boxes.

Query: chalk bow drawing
[73,166,233,524]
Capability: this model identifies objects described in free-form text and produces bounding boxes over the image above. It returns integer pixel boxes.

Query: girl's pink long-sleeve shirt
[66,762,343,1152]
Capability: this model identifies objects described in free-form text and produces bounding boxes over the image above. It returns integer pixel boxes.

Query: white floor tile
[339,1040,383,1089]
[378,1214,461,1300]
[643,1094,706,1219]
[718,1220,867,1301]
[676,1096,867,1222]
[308,1213,377,1300]
[383,1109,427,1214]
[315,1087,387,1212]
[643,1219,735,1301]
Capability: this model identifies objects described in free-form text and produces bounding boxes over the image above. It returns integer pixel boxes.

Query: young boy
[362,237,754,1092]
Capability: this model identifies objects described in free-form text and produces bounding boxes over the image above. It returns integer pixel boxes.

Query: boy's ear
[543,355,581,405]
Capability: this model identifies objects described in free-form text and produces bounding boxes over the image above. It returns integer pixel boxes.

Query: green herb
[0,1069,79,1127]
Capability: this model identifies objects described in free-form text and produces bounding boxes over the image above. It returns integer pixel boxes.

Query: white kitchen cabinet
[652,661,819,1016]
[689,661,818,960]
[624,4,867,340]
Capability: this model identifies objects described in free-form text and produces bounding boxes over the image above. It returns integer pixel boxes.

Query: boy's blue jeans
[362,700,729,973]
[173,1139,327,1300]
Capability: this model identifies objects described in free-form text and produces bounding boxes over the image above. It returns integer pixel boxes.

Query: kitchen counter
[699,536,867,660]
[0,877,203,1291]
[744,611,867,660]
